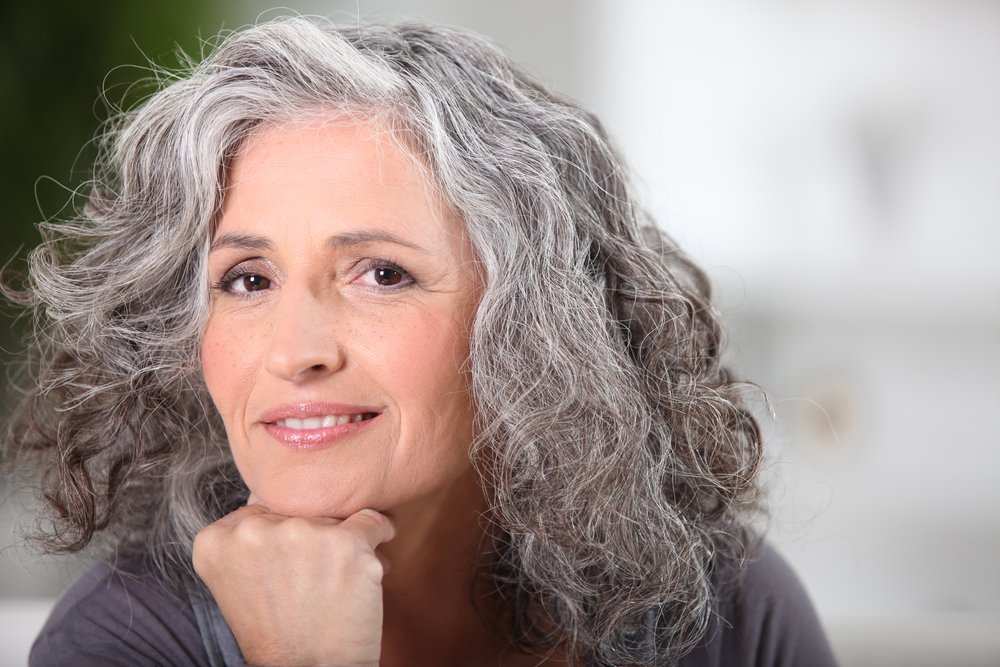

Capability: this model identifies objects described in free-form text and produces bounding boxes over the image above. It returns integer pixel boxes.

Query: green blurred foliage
[0,1,226,375]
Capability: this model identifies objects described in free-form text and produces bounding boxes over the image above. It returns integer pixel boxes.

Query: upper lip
[259,402,383,424]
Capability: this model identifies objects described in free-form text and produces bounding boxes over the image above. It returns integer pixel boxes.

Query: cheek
[361,312,471,397]
[200,316,259,416]
[372,312,476,470]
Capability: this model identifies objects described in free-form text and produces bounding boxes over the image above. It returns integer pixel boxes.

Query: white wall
[589,1,1000,664]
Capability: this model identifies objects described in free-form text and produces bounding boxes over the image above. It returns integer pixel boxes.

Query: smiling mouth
[274,413,380,429]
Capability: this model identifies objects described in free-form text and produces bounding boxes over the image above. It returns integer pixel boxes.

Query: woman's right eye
[231,274,271,292]
[215,269,273,296]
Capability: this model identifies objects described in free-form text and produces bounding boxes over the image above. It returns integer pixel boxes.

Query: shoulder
[679,540,839,667]
[30,555,211,667]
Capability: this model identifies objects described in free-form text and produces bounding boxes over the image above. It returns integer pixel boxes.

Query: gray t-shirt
[30,542,837,666]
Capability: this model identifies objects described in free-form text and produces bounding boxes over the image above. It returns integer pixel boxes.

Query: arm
[31,558,211,667]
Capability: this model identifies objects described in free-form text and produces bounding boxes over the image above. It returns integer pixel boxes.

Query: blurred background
[1,1,998,665]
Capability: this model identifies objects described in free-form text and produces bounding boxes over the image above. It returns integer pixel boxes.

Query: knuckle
[362,554,386,581]
[233,516,269,548]
[192,528,220,575]
[278,517,314,544]
[324,531,353,558]
[323,528,371,566]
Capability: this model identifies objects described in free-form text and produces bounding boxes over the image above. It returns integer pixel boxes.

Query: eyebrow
[325,230,429,254]
[209,232,274,253]
[209,229,429,254]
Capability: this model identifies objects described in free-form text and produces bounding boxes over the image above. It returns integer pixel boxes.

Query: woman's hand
[192,502,395,667]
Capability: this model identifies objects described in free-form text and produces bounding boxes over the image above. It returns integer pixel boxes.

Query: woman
[5,16,837,667]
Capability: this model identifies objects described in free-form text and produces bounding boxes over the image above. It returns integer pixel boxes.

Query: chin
[252,485,371,519]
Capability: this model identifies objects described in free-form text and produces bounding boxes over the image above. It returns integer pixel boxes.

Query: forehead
[212,118,475,274]
[217,118,460,239]
[228,118,427,191]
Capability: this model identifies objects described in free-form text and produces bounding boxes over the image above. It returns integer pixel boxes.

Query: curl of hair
[3,17,763,665]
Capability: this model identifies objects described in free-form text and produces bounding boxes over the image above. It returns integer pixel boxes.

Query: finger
[214,502,273,527]
[338,509,396,550]
[374,549,392,576]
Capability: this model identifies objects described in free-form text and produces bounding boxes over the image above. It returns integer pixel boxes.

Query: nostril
[263,332,344,381]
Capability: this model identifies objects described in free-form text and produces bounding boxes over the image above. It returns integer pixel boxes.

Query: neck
[377,472,506,665]
[375,472,571,666]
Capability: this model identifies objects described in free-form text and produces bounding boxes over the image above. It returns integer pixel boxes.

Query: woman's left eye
[373,267,402,286]
[355,261,414,289]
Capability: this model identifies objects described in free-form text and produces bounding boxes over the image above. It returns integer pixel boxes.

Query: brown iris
[374,268,402,286]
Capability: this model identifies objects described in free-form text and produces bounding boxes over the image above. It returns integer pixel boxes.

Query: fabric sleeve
[30,557,213,667]
[682,541,840,667]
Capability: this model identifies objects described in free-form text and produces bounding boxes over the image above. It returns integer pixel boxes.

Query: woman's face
[201,119,481,519]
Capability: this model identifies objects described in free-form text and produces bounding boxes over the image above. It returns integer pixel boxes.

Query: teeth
[278,414,373,429]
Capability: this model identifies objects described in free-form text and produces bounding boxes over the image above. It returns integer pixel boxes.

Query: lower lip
[263,414,380,450]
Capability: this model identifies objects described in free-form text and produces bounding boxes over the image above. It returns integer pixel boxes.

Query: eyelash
[212,265,270,297]
[353,258,414,290]
[211,258,415,298]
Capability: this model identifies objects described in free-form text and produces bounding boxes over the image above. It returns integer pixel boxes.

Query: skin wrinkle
[3,17,764,667]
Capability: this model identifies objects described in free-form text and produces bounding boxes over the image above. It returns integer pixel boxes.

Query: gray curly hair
[4,16,763,666]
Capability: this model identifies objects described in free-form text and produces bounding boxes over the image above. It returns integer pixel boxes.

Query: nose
[263,289,345,383]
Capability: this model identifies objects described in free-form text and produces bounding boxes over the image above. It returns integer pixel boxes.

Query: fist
[193,504,395,666]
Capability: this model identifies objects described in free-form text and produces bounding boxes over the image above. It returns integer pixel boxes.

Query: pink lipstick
[260,402,381,450]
